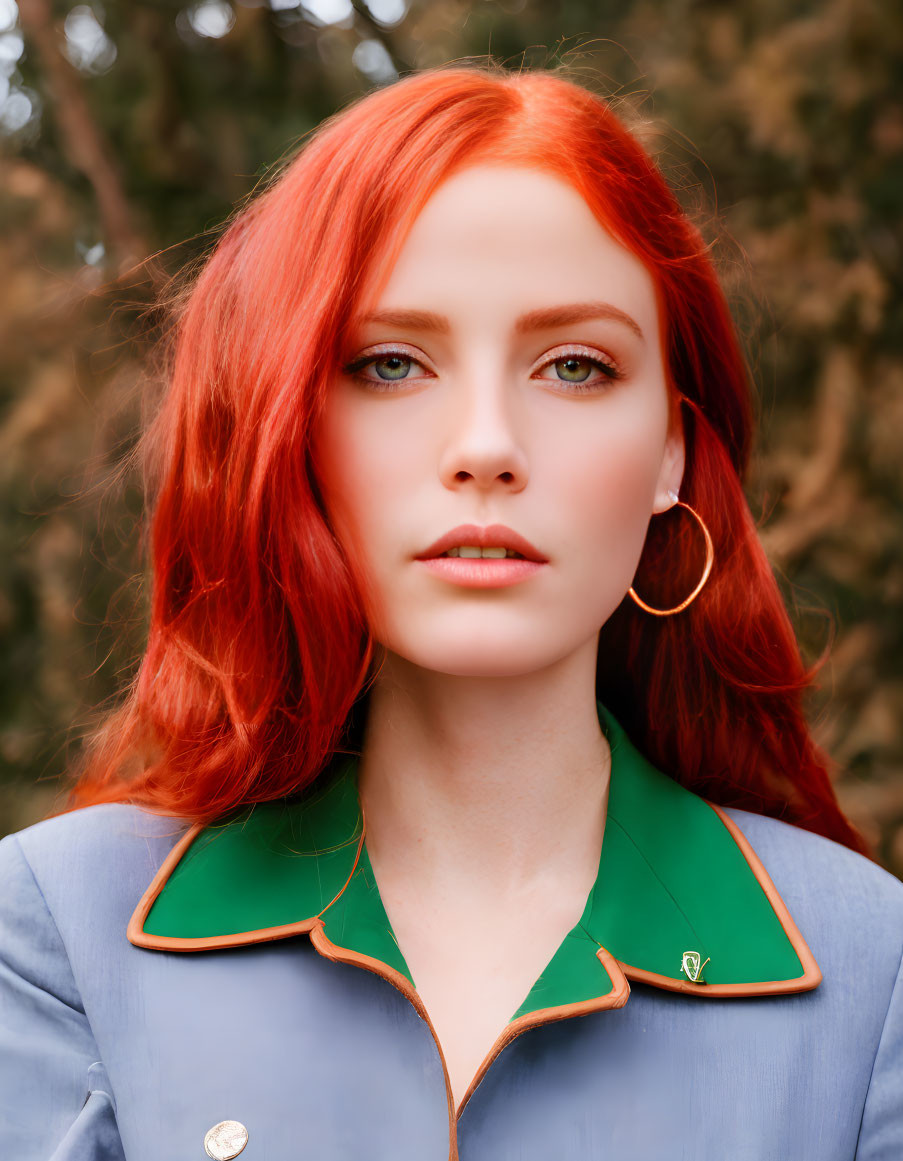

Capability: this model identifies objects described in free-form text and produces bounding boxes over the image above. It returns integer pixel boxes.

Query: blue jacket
[2,701,902,1160]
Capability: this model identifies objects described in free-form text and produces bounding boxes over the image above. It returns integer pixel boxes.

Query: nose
[437,372,529,494]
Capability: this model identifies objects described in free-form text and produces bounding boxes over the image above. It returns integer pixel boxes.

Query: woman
[1,64,901,1161]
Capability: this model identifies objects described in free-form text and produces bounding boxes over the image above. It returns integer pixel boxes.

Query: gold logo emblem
[680,950,710,984]
[204,1120,249,1160]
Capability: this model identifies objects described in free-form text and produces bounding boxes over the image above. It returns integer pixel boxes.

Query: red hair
[62,64,866,854]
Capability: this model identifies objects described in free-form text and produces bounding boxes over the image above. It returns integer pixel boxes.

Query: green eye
[555,357,594,383]
[535,348,622,389]
[373,355,412,381]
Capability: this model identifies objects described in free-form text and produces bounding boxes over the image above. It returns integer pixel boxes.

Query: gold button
[204,1120,249,1160]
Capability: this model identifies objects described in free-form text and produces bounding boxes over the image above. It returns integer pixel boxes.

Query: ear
[652,393,686,514]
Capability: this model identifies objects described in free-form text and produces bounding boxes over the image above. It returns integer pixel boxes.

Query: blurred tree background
[0,0,901,871]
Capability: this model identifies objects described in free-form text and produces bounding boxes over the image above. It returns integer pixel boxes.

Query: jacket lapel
[515,704,821,1006]
[129,701,821,1006]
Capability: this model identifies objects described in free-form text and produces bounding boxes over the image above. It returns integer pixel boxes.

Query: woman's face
[313,165,684,677]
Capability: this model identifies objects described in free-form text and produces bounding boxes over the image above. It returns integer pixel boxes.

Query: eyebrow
[357,302,645,342]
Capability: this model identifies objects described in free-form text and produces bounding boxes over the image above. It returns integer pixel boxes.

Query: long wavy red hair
[62,63,866,854]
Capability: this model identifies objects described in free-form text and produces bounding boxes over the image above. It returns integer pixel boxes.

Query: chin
[391,638,565,679]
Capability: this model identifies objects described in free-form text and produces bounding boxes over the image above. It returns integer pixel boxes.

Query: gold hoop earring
[628,492,714,616]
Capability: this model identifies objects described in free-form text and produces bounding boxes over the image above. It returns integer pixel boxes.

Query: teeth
[443,546,524,559]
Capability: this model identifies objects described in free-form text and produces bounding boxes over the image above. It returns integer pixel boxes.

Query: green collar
[129,701,820,1015]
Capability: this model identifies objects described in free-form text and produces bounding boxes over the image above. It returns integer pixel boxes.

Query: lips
[414,523,548,563]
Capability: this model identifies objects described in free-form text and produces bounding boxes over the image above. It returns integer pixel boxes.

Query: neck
[356,639,611,903]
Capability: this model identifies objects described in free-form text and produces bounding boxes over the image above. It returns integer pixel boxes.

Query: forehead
[367,164,660,330]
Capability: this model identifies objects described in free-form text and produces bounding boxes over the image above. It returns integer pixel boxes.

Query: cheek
[312,398,417,611]
[551,406,667,584]
[311,399,374,566]
[556,413,664,520]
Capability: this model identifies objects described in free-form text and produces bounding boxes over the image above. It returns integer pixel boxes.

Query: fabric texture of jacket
[1,700,902,1160]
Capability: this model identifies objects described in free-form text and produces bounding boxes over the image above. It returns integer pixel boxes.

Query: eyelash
[342,344,625,394]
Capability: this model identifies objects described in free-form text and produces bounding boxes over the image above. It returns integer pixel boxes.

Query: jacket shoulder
[2,804,190,959]
[10,799,188,846]
[724,806,903,992]
[724,806,903,905]
[6,803,189,882]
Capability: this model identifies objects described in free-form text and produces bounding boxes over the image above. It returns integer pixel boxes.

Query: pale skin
[312,165,685,1110]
